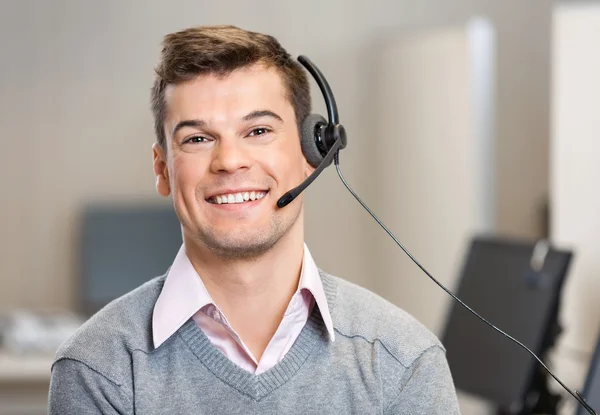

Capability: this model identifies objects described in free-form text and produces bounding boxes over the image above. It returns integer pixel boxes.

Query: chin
[204,237,280,260]
[198,226,283,260]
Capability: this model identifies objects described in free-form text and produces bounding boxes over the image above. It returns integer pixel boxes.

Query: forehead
[164,64,292,124]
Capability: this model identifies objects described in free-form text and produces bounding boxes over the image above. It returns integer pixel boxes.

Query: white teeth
[212,191,267,204]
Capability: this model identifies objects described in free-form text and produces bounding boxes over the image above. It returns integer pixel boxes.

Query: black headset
[276,56,347,208]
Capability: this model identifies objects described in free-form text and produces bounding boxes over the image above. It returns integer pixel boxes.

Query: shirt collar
[297,244,335,341]
[152,244,214,348]
[152,243,335,348]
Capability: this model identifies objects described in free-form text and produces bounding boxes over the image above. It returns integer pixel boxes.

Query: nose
[209,137,252,174]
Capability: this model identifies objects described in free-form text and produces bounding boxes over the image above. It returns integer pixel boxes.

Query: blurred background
[1,0,599,414]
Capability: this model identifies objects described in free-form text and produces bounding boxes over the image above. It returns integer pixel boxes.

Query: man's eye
[248,128,270,137]
[184,136,209,144]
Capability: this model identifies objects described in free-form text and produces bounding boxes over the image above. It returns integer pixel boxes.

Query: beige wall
[368,17,495,336]
[550,4,600,413]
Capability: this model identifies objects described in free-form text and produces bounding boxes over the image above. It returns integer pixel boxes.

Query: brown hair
[150,25,311,151]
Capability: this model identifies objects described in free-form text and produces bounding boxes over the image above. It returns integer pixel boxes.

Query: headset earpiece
[301,114,328,168]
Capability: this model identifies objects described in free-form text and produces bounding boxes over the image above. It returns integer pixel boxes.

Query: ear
[303,156,316,179]
[153,143,171,197]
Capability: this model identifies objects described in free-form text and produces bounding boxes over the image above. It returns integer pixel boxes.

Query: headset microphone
[287,55,597,415]
[276,56,347,209]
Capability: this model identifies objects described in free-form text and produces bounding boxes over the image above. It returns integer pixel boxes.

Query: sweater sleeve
[48,358,133,415]
[383,345,461,415]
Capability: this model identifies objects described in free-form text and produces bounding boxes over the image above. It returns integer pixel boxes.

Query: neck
[183,218,305,362]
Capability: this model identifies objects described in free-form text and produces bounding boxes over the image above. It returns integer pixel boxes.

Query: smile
[207,190,268,205]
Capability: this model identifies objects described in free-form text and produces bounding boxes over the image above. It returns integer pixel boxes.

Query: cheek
[264,144,306,185]
[171,156,207,195]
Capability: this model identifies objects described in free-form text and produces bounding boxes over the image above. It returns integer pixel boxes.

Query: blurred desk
[0,350,53,415]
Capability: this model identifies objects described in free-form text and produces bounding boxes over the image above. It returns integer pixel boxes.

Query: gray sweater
[48,271,460,414]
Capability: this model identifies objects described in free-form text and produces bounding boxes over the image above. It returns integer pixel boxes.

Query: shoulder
[322,271,443,369]
[53,274,167,384]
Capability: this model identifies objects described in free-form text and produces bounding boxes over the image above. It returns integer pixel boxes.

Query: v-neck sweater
[49,271,460,414]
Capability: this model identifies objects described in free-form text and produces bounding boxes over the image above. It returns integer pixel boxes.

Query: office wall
[550,4,600,413]
[367,17,495,337]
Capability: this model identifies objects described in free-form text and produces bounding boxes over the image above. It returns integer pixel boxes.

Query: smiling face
[153,63,312,259]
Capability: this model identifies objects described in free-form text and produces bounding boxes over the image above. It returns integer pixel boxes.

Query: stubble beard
[196,204,303,261]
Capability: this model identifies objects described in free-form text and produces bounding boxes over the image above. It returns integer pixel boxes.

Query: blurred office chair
[441,235,573,415]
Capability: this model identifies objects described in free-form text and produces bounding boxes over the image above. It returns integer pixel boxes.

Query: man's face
[153,63,311,259]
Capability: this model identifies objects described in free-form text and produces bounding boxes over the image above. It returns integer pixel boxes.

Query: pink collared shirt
[152,243,335,375]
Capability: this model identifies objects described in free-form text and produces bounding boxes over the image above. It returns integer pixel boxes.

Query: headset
[281,56,597,415]
[276,56,347,208]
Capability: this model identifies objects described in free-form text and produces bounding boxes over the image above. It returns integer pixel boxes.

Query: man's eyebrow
[171,119,206,137]
[242,110,283,123]
[171,110,282,137]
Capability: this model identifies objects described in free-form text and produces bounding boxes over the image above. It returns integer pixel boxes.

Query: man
[48,25,460,414]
